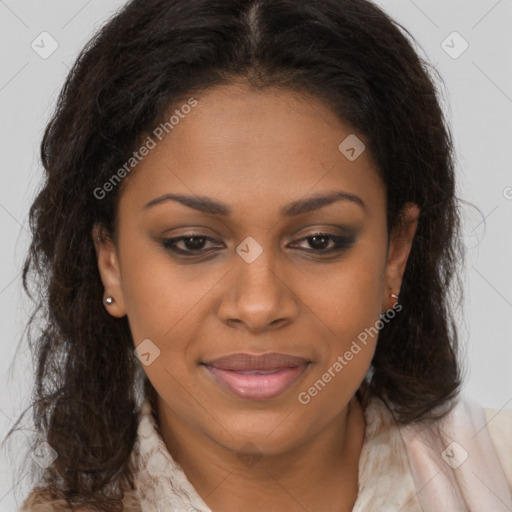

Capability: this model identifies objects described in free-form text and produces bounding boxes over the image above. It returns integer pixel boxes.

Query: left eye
[290,233,356,253]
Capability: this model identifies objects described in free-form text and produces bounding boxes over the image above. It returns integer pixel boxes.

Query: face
[94,83,419,457]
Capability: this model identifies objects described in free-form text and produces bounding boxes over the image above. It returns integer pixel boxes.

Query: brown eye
[290,232,356,253]
[162,235,221,255]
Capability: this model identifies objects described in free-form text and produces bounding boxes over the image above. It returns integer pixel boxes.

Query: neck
[156,395,366,512]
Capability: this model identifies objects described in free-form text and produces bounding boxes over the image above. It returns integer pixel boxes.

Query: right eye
[161,234,224,256]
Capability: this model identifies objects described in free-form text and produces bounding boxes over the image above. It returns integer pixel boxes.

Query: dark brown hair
[5,0,467,509]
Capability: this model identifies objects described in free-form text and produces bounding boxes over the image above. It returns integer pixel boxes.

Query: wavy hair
[5,0,466,510]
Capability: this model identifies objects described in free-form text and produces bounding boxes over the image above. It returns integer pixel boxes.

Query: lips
[201,352,311,400]
[203,352,310,371]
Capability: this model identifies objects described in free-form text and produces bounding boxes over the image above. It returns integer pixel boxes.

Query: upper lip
[202,352,311,371]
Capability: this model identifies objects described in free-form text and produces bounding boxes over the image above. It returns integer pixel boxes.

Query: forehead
[118,83,384,220]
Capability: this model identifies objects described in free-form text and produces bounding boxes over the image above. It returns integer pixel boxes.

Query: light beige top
[18,394,512,511]
[130,394,512,511]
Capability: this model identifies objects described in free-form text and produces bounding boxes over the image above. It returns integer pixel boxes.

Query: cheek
[307,249,385,338]
[296,268,381,415]
[298,245,385,397]
[117,240,208,339]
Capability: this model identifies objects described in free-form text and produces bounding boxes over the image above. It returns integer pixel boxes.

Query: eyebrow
[143,191,366,216]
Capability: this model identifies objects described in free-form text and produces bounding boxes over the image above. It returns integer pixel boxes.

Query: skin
[93,82,419,512]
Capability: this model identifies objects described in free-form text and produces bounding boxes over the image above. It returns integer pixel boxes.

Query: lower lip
[203,364,310,400]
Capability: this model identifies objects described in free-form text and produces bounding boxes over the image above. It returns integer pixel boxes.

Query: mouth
[201,352,311,400]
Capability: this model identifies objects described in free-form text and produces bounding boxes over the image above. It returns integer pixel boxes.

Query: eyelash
[161,232,355,257]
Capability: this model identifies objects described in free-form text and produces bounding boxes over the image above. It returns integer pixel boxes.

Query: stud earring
[104,296,115,305]
[380,292,400,319]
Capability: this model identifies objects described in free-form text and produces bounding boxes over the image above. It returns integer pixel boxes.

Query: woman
[7,0,511,510]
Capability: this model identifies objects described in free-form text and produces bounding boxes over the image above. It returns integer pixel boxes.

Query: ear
[381,202,420,312]
[92,223,127,318]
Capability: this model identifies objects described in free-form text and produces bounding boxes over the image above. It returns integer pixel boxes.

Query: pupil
[309,235,329,250]
[186,236,205,250]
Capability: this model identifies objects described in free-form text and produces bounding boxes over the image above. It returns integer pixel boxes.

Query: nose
[217,248,299,333]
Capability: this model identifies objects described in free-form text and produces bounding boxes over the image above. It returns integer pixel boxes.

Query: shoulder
[484,405,512,487]
[17,487,69,512]
[18,485,142,512]
[452,395,512,491]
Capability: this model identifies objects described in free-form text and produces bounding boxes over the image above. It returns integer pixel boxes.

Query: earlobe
[91,223,127,318]
[382,202,420,311]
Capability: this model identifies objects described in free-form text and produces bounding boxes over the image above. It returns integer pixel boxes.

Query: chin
[205,412,310,456]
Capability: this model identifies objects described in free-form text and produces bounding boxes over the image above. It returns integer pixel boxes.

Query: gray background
[1,0,511,510]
